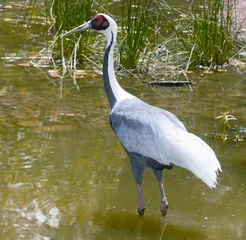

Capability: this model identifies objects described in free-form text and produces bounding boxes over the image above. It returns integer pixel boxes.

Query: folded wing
[110,98,221,188]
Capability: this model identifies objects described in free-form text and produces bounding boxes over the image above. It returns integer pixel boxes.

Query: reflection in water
[92,209,207,240]
[0,2,246,240]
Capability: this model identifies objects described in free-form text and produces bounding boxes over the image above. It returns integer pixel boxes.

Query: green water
[0,2,246,240]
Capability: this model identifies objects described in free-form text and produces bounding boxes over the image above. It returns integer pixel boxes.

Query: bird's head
[62,13,117,40]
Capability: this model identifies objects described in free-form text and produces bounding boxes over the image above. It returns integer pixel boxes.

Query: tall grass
[177,0,238,67]
[50,0,96,60]
[27,0,244,76]
[119,0,157,71]
[47,0,159,73]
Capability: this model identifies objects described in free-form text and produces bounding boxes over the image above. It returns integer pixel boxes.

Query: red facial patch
[95,15,104,25]
[91,14,109,30]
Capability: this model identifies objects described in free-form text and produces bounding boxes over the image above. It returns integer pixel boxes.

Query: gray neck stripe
[103,31,116,109]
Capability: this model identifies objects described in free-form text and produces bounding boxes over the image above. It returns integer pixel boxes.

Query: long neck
[103,31,133,109]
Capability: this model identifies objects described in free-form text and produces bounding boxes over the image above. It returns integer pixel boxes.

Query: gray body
[110,98,178,183]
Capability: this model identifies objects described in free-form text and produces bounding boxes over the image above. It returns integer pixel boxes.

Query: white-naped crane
[62,14,222,216]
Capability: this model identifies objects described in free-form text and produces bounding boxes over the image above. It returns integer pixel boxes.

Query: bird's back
[111,97,186,133]
[110,97,189,164]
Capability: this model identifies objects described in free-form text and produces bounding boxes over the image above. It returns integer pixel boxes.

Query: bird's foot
[137,207,145,216]
[160,200,168,216]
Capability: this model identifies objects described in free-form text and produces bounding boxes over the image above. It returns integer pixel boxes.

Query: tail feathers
[170,132,222,188]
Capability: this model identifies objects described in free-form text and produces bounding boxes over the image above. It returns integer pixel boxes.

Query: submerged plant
[232,134,244,144]
[215,112,237,141]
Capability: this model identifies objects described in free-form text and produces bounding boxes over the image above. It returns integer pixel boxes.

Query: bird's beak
[61,21,91,37]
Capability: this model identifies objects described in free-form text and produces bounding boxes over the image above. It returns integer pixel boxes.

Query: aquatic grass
[25,0,245,80]
[50,0,97,60]
[134,2,194,81]
[27,0,111,79]
[47,0,160,74]
[177,0,239,68]
[118,0,158,71]
[50,0,115,62]
[143,36,191,81]
[215,112,240,142]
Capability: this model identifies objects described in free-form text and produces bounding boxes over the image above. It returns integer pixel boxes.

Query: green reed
[50,0,97,61]
[178,0,239,67]
[119,0,157,71]
[27,0,244,74]
[46,0,158,72]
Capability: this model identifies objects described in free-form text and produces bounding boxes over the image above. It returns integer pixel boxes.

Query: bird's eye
[91,14,109,30]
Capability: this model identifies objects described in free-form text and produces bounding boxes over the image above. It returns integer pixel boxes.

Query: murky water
[0,2,246,240]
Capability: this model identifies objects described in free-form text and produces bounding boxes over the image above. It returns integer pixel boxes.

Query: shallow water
[0,2,246,240]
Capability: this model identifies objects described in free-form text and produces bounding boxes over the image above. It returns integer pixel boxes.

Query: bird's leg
[127,152,146,216]
[158,181,168,216]
[137,184,145,216]
[153,169,168,216]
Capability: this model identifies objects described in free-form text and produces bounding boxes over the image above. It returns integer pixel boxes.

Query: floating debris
[48,69,60,78]
[74,70,97,77]
[148,80,193,87]
[61,113,75,117]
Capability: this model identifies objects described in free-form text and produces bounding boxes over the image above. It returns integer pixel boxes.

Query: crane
[62,14,222,216]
